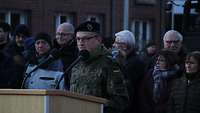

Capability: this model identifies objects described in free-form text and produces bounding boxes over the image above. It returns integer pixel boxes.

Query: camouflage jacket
[70,45,129,113]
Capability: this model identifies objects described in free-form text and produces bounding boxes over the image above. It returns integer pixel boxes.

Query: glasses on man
[114,42,127,50]
[76,35,97,42]
[56,32,72,37]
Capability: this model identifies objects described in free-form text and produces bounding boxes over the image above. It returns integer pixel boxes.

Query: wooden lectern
[0,89,107,113]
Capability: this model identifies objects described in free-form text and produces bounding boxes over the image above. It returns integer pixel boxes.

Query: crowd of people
[0,20,200,113]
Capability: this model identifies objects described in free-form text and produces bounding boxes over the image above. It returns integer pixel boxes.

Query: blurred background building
[0,0,199,51]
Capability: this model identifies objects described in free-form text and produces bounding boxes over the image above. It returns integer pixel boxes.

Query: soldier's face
[76,31,102,52]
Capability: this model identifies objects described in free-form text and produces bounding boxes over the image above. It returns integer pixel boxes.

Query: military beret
[75,21,100,34]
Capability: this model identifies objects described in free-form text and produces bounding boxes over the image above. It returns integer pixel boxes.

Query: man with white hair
[113,30,145,113]
[56,23,75,47]
[163,30,183,53]
[54,22,78,89]
[162,30,187,77]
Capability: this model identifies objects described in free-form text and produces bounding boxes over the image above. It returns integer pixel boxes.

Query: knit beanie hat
[35,32,52,48]
[14,24,30,37]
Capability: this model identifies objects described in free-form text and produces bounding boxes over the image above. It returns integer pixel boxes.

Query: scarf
[152,65,179,103]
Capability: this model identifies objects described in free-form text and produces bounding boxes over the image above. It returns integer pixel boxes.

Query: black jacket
[122,51,145,113]
[0,51,23,88]
[53,39,78,89]
[168,73,200,113]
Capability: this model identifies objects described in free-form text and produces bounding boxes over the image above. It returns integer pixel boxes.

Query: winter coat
[139,66,179,113]
[0,51,23,88]
[24,52,65,89]
[168,73,200,113]
[122,51,145,113]
[70,45,129,113]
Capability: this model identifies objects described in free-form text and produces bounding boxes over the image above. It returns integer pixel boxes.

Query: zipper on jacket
[183,80,190,113]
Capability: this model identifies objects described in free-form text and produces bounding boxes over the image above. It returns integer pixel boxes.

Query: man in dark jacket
[54,22,78,89]
[5,24,31,66]
[0,22,23,88]
[55,22,78,70]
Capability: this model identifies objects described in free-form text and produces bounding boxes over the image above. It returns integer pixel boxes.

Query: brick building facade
[0,0,162,50]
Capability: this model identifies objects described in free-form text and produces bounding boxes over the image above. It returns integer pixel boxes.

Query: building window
[55,13,75,29]
[131,20,152,52]
[0,10,29,29]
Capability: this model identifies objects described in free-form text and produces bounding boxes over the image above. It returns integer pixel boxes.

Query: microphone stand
[21,65,39,88]
[21,49,60,88]
[55,49,89,89]
[55,57,81,89]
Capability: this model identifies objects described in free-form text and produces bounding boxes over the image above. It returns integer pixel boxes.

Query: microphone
[21,48,61,88]
[55,50,90,89]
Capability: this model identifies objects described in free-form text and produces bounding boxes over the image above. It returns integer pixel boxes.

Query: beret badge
[87,24,93,31]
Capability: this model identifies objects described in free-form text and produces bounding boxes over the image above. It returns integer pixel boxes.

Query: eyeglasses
[114,42,127,50]
[76,35,97,42]
[165,40,180,44]
[56,32,72,37]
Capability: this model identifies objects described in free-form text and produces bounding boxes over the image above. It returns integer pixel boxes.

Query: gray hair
[115,30,135,49]
[163,30,183,42]
[57,22,75,33]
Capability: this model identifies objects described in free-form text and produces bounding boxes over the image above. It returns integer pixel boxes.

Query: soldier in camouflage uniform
[70,20,129,113]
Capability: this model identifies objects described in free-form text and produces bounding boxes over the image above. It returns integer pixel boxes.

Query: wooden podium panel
[0,89,107,113]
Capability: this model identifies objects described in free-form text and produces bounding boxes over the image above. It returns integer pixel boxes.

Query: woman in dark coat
[139,49,180,113]
[168,51,200,113]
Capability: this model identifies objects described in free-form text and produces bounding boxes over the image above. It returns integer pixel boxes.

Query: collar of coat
[83,44,110,63]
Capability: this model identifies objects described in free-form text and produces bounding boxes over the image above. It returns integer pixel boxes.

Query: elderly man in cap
[70,21,129,113]
[113,30,145,113]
